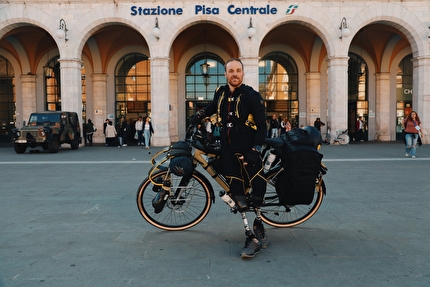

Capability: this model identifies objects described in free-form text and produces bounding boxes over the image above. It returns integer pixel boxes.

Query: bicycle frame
[137,127,328,230]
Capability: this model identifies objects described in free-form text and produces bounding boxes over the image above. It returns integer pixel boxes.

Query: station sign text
[130,4,278,16]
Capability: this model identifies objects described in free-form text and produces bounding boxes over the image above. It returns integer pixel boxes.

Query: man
[118,116,129,147]
[191,58,267,259]
[103,118,109,146]
[313,117,325,132]
[356,116,364,142]
[270,114,279,137]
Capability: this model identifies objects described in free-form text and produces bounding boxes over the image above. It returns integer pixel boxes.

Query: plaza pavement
[0,141,429,287]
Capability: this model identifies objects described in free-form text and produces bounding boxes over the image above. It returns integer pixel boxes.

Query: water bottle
[219,191,236,210]
[264,151,276,173]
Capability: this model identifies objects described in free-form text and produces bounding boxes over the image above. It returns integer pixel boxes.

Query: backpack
[275,128,323,205]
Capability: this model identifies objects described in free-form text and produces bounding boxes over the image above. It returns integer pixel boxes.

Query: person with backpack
[191,58,267,259]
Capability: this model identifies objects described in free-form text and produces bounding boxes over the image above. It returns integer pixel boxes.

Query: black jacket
[201,84,266,152]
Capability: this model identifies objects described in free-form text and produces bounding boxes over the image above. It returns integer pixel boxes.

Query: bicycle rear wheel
[260,172,325,228]
[337,134,350,145]
[136,170,212,231]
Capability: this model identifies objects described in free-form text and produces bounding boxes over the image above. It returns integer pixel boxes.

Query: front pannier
[275,127,323,205]
[168,141,193,177]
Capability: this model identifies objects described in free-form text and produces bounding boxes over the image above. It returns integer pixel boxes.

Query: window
[185,53,225,122]
[115,53,150,121]
[259,52,299,125]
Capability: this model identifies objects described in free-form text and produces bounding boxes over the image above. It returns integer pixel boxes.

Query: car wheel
[70,137,79,150]
[48,136,60,153]
[14,144,27,154]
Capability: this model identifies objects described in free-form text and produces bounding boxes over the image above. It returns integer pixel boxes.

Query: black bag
[276,128,322,205]
[167,141,193,177]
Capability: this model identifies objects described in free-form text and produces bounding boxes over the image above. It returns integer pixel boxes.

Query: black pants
[221,148,266,207]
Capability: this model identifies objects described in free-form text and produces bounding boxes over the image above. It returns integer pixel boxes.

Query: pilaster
[20,74,37,125]
[150,56,171,146]
[327,56,349,137]
[375,72,391,141]
[305,72,321,124]
[91,73,107,144]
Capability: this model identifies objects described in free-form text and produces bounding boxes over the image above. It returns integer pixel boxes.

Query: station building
[1,1,429,145]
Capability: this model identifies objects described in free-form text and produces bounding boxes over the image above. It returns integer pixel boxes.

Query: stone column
[305,72,321,124]
[412,56,430,143]
[169,72,179,143]
[150,56,171,146]
[327,56,349,138]
[241,56,260,92]
[374,72,391,141]
[58,58,83,119]
[91,73,107,143]
[20,74,37,125]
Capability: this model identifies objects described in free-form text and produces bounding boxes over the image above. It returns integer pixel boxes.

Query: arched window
[0,56,15,143]
[348,53,368,139]
[115,53,150,122]
[259,52,299,126]
[44,56,61,111]
[395,54,413,140]
[185,53,225,123]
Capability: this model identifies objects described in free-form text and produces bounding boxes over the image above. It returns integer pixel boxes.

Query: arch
[73,6,152,59]
[346,3,428,57]
[0,6,68,52]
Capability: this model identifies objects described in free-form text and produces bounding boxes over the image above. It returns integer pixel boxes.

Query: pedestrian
[213,122,221,144]
[356,116,365,142]
[313,117,325,133]
[270,114,279,138]
[204,117,213,142]
[403,111,424,158]
[103,118,109,145]
[85,119,96,146]
[281,117,292,135]
[118,116,129,147]
[135,116,144,145]
[190,58,267,259]
[105,120,117,146]
[143,116,154,149]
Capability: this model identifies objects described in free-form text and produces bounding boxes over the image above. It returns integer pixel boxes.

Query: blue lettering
[130,6,183,16]
[227,4,277,15]
[131,6,137,16]
[195,5,219,15]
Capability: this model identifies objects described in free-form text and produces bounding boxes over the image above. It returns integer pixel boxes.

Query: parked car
[12,111,81,153]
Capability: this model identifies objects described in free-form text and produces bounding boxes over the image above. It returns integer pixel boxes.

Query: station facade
[1,1,429,145]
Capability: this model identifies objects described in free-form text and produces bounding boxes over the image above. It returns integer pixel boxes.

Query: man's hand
[189,110,206,125]
[239,149,261,167]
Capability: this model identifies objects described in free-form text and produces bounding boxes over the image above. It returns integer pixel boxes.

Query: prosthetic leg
[240,211,261,259]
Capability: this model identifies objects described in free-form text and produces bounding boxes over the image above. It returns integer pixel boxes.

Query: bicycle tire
[136,170,212,231]
[337,134,350,145]
[260,172,325,228]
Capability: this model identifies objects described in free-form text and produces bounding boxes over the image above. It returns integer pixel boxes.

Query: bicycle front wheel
[260,173,325,228]
[136,170,212,231]
[337,134,350,145]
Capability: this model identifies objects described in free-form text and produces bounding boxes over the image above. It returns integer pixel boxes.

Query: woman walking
[403,111,424,158]
[143,117,154,149]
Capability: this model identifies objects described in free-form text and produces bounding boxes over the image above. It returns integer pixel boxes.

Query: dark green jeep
[12,111,81,153]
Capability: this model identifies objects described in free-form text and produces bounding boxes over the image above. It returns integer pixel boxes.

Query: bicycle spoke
[137,171,212,231]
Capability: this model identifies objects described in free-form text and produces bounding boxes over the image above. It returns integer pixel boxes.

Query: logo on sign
[286,4,298,15]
